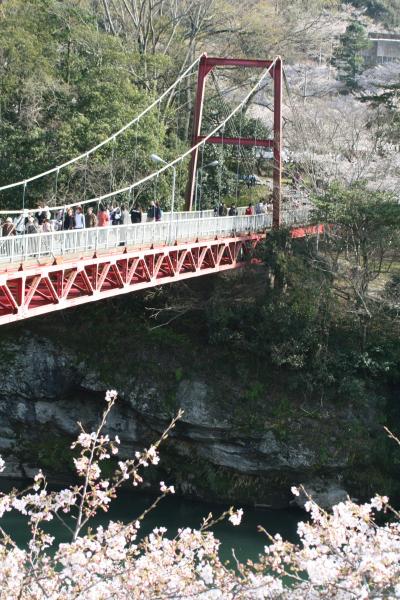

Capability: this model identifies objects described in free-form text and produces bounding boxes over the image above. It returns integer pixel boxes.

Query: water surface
[0,480,303,563]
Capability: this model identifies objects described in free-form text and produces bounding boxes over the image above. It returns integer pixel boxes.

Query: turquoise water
[0,481,303,563]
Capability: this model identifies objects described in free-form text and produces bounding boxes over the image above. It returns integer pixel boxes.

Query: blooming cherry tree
[0,391,398,598]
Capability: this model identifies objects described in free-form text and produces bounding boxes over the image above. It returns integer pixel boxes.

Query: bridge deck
[0,209,318,325]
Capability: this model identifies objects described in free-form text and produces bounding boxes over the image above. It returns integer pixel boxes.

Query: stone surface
[294,479,349,510]
[0,332,375,508]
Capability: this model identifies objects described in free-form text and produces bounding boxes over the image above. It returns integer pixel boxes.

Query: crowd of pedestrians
[0,201,150,237]
[1,197,272,238]
[214,200,272,217]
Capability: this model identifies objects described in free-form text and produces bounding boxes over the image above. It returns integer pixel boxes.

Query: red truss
[0,225,322,325]
[0,235,262,325]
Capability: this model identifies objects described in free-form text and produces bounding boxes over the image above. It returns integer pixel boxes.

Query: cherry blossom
[0,391,398,598]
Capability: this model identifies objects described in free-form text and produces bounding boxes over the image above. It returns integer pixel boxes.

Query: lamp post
[150,154,176,216]
[195,160,219,212]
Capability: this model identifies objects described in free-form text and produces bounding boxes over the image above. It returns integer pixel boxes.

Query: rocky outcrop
[0,331,382,508]
[293,479,349,510]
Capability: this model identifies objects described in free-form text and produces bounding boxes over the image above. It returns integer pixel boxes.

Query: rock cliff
[0,321,391,509]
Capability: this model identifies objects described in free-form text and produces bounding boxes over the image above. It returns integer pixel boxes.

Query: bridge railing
[0,208,312,265]
[161,209,215,221]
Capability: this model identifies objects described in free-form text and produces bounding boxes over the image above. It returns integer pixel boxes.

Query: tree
[312,182,400,345]
[0,0,177,209]
[0,391,400,598]
[332,20,370,92]
[345,0,400,28]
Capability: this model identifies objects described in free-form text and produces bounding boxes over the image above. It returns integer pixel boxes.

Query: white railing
[0,209,312,265]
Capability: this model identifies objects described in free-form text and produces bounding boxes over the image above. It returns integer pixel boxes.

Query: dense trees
[346,0,400,27]
[0,0,185,208]
[331,21,370,92]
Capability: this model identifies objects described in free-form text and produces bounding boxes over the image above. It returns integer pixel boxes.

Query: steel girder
[0,235,261,325]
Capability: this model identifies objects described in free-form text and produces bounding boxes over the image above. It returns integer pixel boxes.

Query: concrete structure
[363,32,400,65]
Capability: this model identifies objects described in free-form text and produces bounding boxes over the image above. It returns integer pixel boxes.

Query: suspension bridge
[0,55,320,325]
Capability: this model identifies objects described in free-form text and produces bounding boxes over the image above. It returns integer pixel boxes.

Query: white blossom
[228,508,243,526]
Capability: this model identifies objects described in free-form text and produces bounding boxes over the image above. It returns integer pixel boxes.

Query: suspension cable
[0,56,202,193]
[0,58,278,215]
[211,70,259,177]
[235,107,243,203]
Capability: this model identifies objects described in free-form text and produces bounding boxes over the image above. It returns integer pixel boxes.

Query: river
[0,481,304,563]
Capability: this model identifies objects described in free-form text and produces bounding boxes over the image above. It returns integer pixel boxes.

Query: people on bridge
[218,203,227,217]
[255,201,266,214]
[74,207,85,229]
[14,213,27,235]
[111,205,121,225]
[35,202,51,226]
[2,217,15,237]
[25,216,38,234]
[130,204,142,224]
[63,208,75,230]
[147,201,156,222]
[42,218,53,233]
[155,201,162,222]
[97,205,109,227]
[228,204,238,216]
[121,204,130,225]
[85,207,97,228]
[1,198,274,238]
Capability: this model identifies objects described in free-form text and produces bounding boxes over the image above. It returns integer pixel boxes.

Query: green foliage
[244,381,264,402]
[313,182,400,231]
[385,272,400,304]
[0,0,178,208]
[175,367,184,382]
[15,428,73,473]
[313,182,400,309]
[345,0,400,27]
[332,21,370,92]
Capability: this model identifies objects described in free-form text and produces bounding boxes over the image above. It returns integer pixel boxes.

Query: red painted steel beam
[185,54,282,212]
[0,235,263,326]
[0,223,320,326]
[205,57,274,70]
[291,224,324,238]
[197,136,273,147]
[185,54,210,211]
[272,57,282,228]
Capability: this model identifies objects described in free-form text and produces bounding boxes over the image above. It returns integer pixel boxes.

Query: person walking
[121,205,130,226]
[35,202,46,226]
[130,204,142,224]
[255,201,263,215]
[63,208,75,230]
[97,205,109,227]
[228,204,238,216]
[25,216,38,234]
[111,205,121,225]
[14,212,27,235]
[2,217,15,237]
[245,203,254,215]
[85,207,97,228]
[42,218,53,232]
[74,207,85,229]
[147,201,156,222]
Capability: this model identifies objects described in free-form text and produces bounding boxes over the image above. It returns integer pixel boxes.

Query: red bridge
[0,55,321,326]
